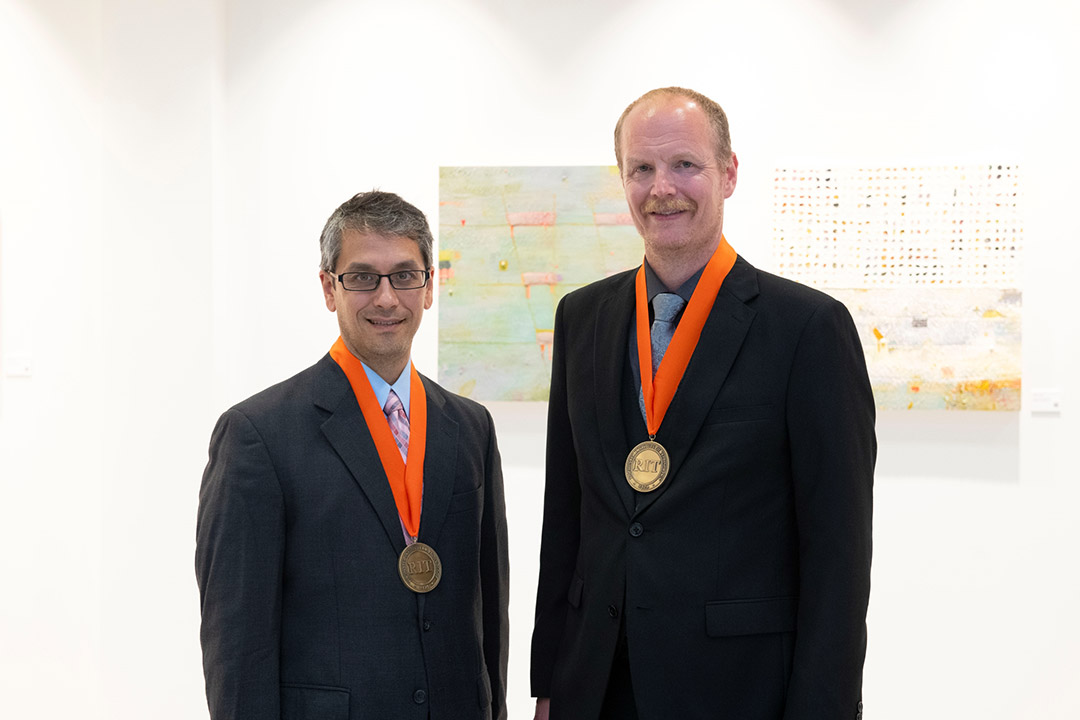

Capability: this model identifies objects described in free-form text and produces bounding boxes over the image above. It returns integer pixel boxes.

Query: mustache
[641,197,696,214]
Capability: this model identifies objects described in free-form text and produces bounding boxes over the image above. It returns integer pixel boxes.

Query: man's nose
[651,166,676,196]
[371,276,398,306]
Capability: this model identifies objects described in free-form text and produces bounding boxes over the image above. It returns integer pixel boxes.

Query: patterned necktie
[384,390,417,544]
[639,292,686,420]
[383,390,409,461]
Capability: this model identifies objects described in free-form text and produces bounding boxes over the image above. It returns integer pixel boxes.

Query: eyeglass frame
[333,268,433,292]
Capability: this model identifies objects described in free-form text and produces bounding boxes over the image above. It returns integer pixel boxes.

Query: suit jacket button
[413,689,427,704]
[858,701,864,711]
[628,522,644,537]
[608,604,619,619]
[422,619,432,631]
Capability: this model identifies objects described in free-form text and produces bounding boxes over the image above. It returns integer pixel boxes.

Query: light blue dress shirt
[360,359,413,418]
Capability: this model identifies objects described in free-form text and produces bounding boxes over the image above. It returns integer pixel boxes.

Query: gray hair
[614,86,733,174]
[319,191,434,273]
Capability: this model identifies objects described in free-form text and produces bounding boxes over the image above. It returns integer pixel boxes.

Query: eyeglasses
[335,269,431,292]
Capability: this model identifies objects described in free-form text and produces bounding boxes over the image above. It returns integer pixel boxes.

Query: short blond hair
[614,87,732,173]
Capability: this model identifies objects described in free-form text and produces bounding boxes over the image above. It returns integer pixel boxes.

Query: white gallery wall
[1,0,1077,718]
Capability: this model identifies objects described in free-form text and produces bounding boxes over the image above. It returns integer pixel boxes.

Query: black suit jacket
[196,354,508,720]
[531,256,875,720]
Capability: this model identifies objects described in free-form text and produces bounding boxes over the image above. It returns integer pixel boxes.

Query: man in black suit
[531,87,875,720]
[197,191,508,720]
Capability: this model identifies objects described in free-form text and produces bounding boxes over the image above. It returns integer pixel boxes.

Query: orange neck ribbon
[636,236,737,437]
[329,337,427,538]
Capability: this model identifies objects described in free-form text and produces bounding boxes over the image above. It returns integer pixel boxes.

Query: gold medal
[624,439,669,493]
[398,542,442,593]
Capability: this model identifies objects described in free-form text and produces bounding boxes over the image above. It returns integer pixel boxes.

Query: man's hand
[534,697,550,720]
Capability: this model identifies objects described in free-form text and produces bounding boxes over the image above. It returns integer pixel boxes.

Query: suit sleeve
[479,408,510,720]
[530,297,582,697]
[195,408,285,720]
[783,297,876,719]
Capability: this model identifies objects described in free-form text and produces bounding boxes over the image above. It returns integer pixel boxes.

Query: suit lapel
[636,257,759,515]
[593,272,639,518]
[315,355,408,553]
[414,377,458,549]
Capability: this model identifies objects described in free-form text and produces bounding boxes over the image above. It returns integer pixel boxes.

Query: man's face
[319,229,433,381]
[620,95,738,260]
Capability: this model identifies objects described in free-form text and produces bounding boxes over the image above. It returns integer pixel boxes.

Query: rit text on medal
[634,458,661,473]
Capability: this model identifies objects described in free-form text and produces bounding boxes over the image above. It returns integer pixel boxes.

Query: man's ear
[319,271,337,312]
[724,153,739,199]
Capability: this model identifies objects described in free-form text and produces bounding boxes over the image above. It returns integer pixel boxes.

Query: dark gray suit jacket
[531,256,875,720]
[196,354,508,720]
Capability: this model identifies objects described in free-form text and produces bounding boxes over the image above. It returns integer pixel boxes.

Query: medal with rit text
[624,439,670,492]
[398,542,442,593]
[627,237,737,493]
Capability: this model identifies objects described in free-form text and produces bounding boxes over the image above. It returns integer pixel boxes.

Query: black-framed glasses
[335,269,431,292]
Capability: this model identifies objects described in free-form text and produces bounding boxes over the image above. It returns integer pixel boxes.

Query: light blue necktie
[639,292,685,421]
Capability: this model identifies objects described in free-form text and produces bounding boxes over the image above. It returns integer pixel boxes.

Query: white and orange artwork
[771,165,1022,410]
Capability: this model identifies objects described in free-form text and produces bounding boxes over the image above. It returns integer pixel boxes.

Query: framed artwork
[772,165,1022,410]
[438,166,641,401]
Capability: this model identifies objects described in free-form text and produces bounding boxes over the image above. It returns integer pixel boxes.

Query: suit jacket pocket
[447,484,483,515]
[703,403,775,426]
[705,596,797,637]
[281,683,349,719]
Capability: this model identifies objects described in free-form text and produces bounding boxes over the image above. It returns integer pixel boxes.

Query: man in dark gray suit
[197,191,508,720]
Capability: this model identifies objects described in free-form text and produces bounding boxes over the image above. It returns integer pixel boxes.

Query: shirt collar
[643,258,706,303]
[360,359,413,417]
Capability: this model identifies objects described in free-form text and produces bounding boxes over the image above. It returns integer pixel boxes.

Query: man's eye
[394,271,415,282]
[636,164,651,173]
[355,272,377,283]
[679,161,694,169]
